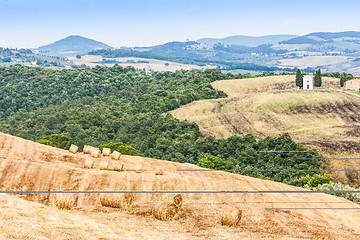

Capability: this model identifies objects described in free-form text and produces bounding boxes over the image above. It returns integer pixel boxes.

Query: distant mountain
[280,31,360,45]
[197,35,298,47]
[36,35,111,57]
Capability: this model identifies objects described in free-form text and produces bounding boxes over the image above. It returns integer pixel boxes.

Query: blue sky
[0,0,359,48]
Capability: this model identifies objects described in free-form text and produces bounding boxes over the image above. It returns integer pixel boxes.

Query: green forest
[0,64,322,185]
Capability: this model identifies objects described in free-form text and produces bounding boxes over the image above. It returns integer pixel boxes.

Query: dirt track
[0,131,359,239]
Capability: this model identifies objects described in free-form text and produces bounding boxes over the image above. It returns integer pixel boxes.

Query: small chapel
[303,76,314,89]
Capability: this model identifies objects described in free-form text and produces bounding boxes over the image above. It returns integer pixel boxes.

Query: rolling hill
[197,34,298,47]
[36,35,111,57]
[169,75,360,185]
[170,75,360,148]
[280,31,360,45]
[0,131,359,239]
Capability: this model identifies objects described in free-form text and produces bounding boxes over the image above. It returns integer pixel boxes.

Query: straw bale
[114,162,123,171]
[220,206,242,226]
[155,168,163,175]
[111,150,121,160]
[54,193,76,210]
[90,148,101,158]
[107,161,115,170]
[83,159,95,169]
[102,148,111,156]
[68,144,78,154]
[99,193,135,209]
[164,194,183,208]
[83,145,92,154]
[100,160,109,170]
[152,202,178,221]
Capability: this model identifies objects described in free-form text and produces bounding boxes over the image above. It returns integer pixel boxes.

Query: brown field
[278,56,350,68]
[170,75,360,185]
[0,132,360,239]
[69,55,212,72]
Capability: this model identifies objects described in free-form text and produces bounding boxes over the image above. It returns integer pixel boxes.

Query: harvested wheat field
[0,131,360,239]
[170,75,360,185]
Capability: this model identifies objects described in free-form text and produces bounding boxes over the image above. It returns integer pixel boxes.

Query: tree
[295,69,303,88]
[198,154,234,170]
[314,69,322,87]
[36,134,72,150]
[340,78,345,87]
[340,72,354,87]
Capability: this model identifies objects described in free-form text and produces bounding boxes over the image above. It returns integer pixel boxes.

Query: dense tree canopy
[0,65,322,185]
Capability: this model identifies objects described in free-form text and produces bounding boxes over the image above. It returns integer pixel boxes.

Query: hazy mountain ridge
[280,31,360,45]
[197,34,298,47]
[2,31,360,74]
[36,35,111,57]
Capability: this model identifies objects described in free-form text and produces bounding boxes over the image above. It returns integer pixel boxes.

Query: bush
[291,174,334,188]
[306,182,360,203]
[37,134,72,150]
[99,142,141,156]
[36,139,55,147]
[198,154,234,170]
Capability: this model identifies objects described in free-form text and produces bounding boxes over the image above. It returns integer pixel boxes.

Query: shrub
[306,182,360,203]
[198,154,234,170]
[37,134,72,150]
[291,174,334,188]
[99,142,141,156]
[36,139,55,147]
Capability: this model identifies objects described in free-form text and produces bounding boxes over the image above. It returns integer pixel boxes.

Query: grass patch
[344,89,360,95]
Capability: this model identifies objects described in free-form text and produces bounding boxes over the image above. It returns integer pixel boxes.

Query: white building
[303,76,314,89]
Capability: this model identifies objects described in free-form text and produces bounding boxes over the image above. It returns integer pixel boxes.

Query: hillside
[68,55,209,73]
[0,65,330,185]
[280,31,360,45]
[36,35,111,57]
[0,131,359,239]
[197,35,298,47]
[169,75,360,185]
[170,75,359,147]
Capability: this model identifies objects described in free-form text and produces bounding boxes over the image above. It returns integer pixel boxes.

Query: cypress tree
[340,77,344,87]
[295,69,303,88]
[314,69,322,87]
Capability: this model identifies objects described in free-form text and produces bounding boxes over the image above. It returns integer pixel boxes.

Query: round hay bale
[102,148,111,156]
[152,202,178,221]
[110,150,121,160]
[220,206,242,227]
[90,148,101,158]
[83,145,92,154]
[68,144,78,154]
[54,193,76,210]
[166,194,183,208]
[83,159,95,169]
[99,160,109,170]
[99,193,135,209]
[155,168,163,175]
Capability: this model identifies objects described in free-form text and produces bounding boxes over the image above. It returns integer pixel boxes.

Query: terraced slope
[170,76,360,149]
[170,75,360,186]
[0,132,359,239]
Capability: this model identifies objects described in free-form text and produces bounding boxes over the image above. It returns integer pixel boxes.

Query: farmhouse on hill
[345,78,360,91]
[303,75,314,89]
